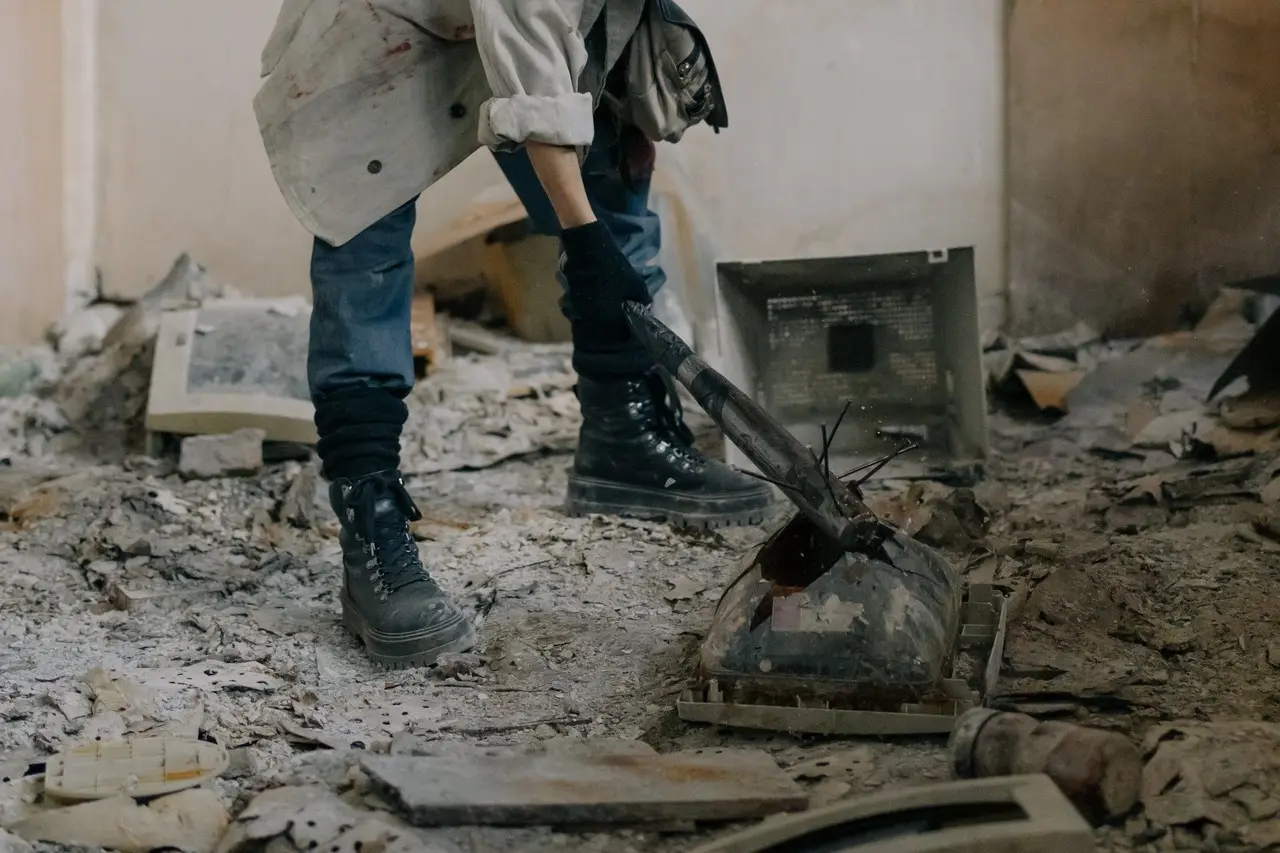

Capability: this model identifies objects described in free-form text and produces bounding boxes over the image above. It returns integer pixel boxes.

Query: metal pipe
[623,301,879,550]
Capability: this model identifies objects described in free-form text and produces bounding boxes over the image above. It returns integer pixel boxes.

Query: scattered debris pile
[2,255,1280,853]
[1137,720,1280,850]
[0,254,585,474]
[984,321,1129,413]
[58,254,237,459]
[401,350,581,476]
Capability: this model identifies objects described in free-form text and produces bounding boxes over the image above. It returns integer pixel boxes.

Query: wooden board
[361,746,806,826]
[480,237,571,344]
[409,291,449,373]
[414,199,527,262]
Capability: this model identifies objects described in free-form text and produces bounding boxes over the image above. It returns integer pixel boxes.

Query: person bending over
[254,0,774,668]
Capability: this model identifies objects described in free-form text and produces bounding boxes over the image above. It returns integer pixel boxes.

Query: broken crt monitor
[677,512,1008,737]
[145,298,317,446]
[712,249,988,479]
[617,299,1004,737]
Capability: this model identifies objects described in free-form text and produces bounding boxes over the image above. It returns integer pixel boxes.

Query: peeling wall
[0,1,66,345]
[1009,0,1280,337]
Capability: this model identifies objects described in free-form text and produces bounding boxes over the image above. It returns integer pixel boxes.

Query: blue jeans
[308,111,665,402]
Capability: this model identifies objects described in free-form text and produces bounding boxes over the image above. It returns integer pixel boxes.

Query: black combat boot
[330,469,476,669]
[566,370,776,527]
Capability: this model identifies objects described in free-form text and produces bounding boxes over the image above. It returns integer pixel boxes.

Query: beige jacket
[254,0,650,247]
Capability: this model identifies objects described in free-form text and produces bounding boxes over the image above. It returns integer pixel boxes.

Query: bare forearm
[526,141,596,229]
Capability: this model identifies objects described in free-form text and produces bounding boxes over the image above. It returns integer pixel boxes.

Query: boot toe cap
[700,459,777,500]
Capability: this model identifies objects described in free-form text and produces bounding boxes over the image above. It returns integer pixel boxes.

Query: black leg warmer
[314,386,408,481]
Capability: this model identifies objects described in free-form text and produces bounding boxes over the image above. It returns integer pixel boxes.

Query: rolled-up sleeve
[469,0,596,150]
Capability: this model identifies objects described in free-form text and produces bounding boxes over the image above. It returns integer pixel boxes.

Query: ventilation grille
[761,284,941,421]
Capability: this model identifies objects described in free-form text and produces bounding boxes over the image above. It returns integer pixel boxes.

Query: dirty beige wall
[1009,0,1280,337]
[40,0,1280,340]
[91,0,1009,331]
[96,0,313,301]
[0,1,67,344]
[668,0,1009,332]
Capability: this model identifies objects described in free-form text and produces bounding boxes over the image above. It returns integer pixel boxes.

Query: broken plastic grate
[762,284,941,421]
[44,736,229,801]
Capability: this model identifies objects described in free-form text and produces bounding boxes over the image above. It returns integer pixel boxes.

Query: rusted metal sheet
[689,775,1092,853]
[361,745,807,826]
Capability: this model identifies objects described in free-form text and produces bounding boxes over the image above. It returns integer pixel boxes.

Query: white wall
[673,0,1007,330]
[96,0,314,301]
[0,1,67,344]
[91,0,1008,331]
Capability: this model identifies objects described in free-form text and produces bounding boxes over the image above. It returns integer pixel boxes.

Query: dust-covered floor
[2,266,1280,851]
[0,442,955,852]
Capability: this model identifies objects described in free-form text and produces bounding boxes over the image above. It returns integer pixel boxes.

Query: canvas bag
[602,0,728,143]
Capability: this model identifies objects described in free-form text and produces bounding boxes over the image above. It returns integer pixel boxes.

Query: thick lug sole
[564,472,775,529]
[340,592,478,671]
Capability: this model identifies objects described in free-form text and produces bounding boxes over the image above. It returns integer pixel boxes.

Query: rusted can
[948,707,1142,824]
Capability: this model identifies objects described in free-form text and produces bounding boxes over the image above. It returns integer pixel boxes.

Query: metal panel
[714,249,987,474]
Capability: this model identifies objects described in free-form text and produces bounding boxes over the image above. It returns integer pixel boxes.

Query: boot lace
[346,475,430,596]
[648,371,704,466]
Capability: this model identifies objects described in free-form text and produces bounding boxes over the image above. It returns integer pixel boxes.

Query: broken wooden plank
[445,319,512,355]
[361,744,806,826]
[677,694,962,737]
[414,199,527,261]
[480,236,571,344]
[1160,463,1257,506]
[104,580,222,612]
[409,290,449,373]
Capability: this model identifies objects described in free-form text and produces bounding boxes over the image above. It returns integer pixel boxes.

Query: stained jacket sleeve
[469,0,596,150]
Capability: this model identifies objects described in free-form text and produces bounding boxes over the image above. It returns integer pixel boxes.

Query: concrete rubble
[0,259,1277,851]
[179,430,268,480]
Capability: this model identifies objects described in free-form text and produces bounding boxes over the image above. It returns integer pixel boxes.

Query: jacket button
[367,160,383,175]
[449,103,467,119]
